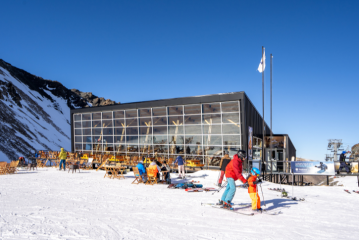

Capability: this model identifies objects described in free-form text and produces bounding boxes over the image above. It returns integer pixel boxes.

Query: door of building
[265,149,285,172]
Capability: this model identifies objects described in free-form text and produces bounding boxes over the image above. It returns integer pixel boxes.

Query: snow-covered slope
[0,66,73,161]
[1,169,359,239]
[0,59,118,162]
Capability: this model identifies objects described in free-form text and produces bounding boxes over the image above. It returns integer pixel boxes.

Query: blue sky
[1,0,358,160]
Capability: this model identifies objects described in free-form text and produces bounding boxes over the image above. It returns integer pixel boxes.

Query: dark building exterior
[70,91,296,171]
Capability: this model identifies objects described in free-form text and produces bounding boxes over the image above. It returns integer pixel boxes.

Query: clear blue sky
[1,0,358,160]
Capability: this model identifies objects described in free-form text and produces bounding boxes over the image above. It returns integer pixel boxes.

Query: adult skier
[220,150,247,209]
[338,151,350,174]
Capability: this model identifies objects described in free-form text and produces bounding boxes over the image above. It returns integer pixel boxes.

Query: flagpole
[270,53,273,176]
[262,46,265,177]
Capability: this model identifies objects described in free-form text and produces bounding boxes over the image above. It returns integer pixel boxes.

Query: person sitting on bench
[136,159,148,182]
[161,161,171,184]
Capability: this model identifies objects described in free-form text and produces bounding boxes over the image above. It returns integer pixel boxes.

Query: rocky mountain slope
[0,59,119,162]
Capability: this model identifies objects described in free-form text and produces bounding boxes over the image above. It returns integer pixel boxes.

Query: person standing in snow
[220,150,247,209]
[58,148,67,171]
[338,151,350,174]
[174,155,185,179]
[218,151,231,187]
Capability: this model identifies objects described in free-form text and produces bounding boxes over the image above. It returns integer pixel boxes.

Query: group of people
[58,147,263,213]
[135,153,187,183]
[135,158,172,184]
[218,150,263,213]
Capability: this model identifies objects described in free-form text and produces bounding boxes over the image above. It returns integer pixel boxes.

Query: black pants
[339,162,350,173]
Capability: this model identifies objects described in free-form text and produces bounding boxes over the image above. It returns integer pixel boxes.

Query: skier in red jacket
[220,150,247,209]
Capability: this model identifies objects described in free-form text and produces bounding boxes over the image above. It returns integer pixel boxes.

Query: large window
[73,101,241,166]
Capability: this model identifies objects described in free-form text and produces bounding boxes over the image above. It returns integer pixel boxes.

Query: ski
[211,205,254,216]
[352,190,359,194]
[232,208,281,215]
[185,187,216,192]
[201,202,251,207]
[287,197,305,201]
[344,189,351,194]
[261,209,282,215]
[185,188,203,192]
[268,188,284,192]
[189,180,200,183]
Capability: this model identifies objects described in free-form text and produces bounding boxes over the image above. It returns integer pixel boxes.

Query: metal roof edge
[70,91,245,113]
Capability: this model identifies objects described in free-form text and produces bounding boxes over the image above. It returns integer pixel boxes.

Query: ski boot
[218,183,221,187]
[218,200,224,206]
[223,201,234,210]
[252,208,263,213]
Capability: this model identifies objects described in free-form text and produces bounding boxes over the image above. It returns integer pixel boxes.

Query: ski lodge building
[70,91,296,172]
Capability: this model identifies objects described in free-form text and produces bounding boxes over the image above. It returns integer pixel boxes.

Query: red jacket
[225,154,247,183]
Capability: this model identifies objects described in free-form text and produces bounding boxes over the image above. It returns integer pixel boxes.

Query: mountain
[0,59,119,162]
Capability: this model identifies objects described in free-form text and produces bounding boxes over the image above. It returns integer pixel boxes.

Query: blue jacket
[136,163,146,175]
[174,156,184,166]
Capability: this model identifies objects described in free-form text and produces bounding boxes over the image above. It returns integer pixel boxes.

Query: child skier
[247,167,263,212]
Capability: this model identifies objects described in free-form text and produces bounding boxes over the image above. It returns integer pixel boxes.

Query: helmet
[237,150,246,159]
[251,167,260,176]
[342,151,346,154]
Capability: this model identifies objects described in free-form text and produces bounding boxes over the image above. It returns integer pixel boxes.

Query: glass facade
[73,101,242,166]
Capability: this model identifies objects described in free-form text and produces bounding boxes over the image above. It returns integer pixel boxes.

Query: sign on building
[290,161,335,175]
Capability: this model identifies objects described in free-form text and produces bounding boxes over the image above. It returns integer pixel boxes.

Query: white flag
[257,49,266,73]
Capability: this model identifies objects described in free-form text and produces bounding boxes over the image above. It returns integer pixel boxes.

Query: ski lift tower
[327,139,344,161]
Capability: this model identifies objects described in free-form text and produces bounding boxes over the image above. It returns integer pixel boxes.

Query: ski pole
[212,182,227,195]
[259,183,266,207]
[216,171,221,185]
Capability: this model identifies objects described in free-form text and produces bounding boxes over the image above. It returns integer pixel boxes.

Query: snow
[1,169,359,239]
[46,85,57,90]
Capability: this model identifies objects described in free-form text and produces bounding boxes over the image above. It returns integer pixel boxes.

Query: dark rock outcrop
[0,59,121,161]
[0,59,120,109]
